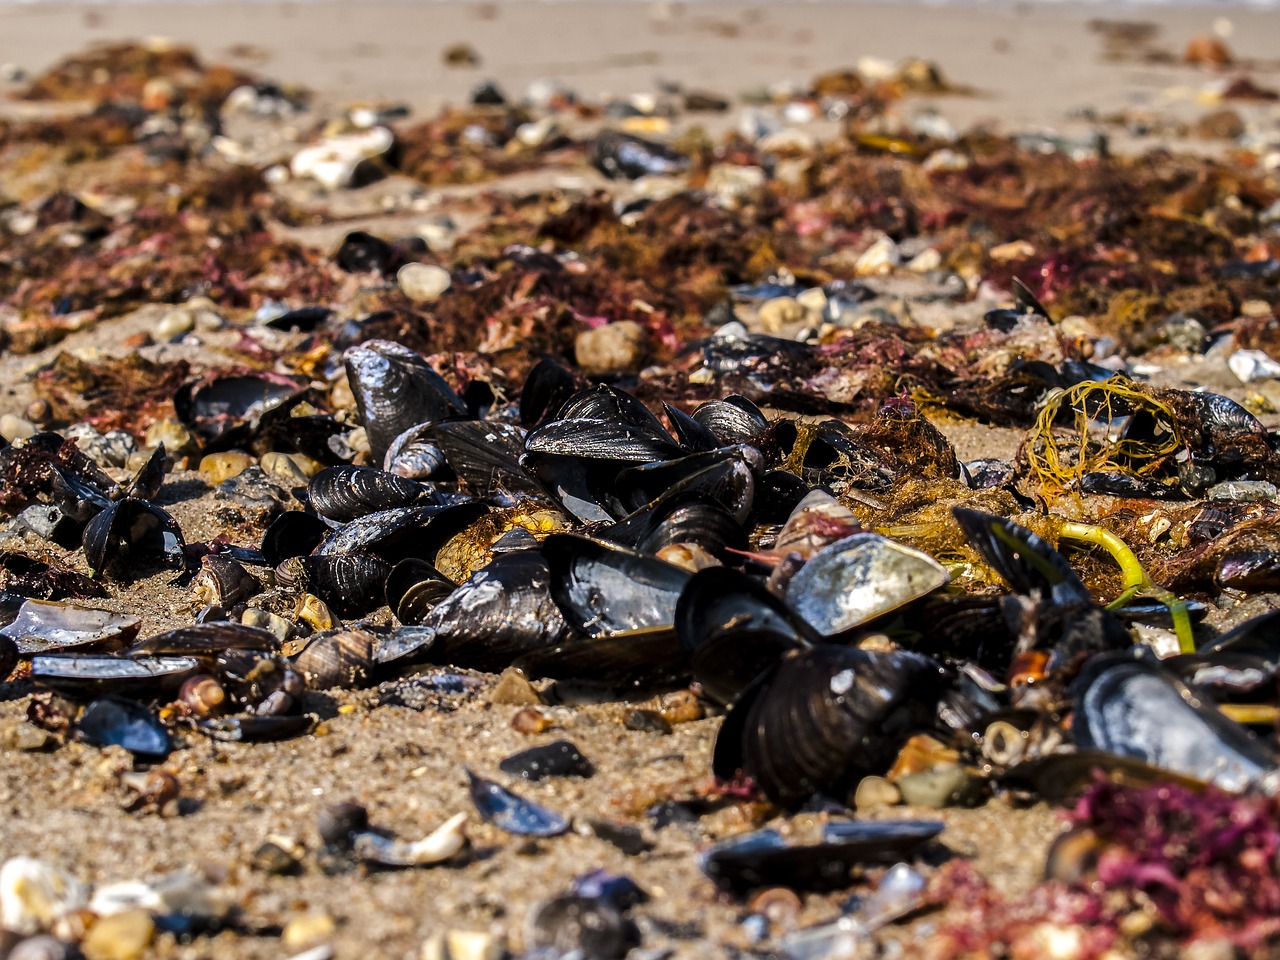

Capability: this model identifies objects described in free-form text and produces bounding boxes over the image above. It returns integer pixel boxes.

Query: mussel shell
[383,423,448,480]
[588,131,690,180]
[663,402,720,452]
[261,511,329,567]
[194,555,262,609]
[714,646,947,805]
[0,600,141,655]
[784,533,949,638]
[525,453,624,524]
[692,396,768,447]
[700,820,943,894]
[614,446,759,523]
[308,465,434,523]
[514,631,689,690]
[77,695,171,758]
[525,418,681,463]
[344,340,467,464]
[542,534,690,638]
[196,714,314,742]
[82,498,185,577]
[290,627,376,689]
[424,420,544,499]
[519,357,581,428]
[1071,652,1279,792]
[0,636,15,681]
[125,445,167,502]
[677,567,813,706]
[602,495,746,562]
[126,622,280,656]
[467,769,569,836]
[952,508,1090,605]
[174,373,304,451]
[385,559,455,625]
[314,505,447,560]
[499,740,595,780]
[283,553,393,618]
[557,384,672,437]
[32,654,200,697]
[376,550,570,670]
[751,470,813,525]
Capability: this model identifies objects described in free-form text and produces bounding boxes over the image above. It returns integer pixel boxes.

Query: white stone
[397,263,453,303]
[0,857,89,934]
[290,127,394,190]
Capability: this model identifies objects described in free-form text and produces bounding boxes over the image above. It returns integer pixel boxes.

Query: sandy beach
[1,2,1280,959]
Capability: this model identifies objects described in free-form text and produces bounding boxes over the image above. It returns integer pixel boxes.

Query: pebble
[81,910,154,960]
[1209,480,1278,502]
[241,608,295,643]
[282,912,336,951]
[0,718,55,752]
[757,297,805,333]
[705,164,767,203]
[214,466,289,530]
[291,127,394,190]
[420,930,503,960]
[854,234,900,276]
[259,451,320,487]
[658,690,704,725]
[489,668,543,706]
[0,857,89,935]
[251,841,302,876]
[398,263,453,302]
[511,706,552,734]
[9,935,76,960]
[143,419,195,456]
[155,309,195,339]
[574,321,647,377]
[854,775,902,811]
[0,415,36,442]
[894,764,984,809]
[1195,108,1244,141]
[199,451,255,486]
[623,709,672,735]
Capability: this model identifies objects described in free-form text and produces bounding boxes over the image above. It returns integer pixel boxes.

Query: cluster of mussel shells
[5,337,1280,804]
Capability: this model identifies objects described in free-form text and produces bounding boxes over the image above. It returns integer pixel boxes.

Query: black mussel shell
[376,550,569,670]
[952,508,1089,604]
[515,630,689,690]
[0,635,16,681]
[692,396,768,447]
[308,465,434,523]
[260,306,333,331]
[700,820,943,894]
[542,534,690,638]
[77,695,171,757]
[499,740,595,780]
[83,498,185,577]
[261,511,329,567]
[663,402,720,452]
[714,646,948,806]
[174,373,304,451]
[750,470,813,525]
[314,505,447,560]
[524,418,681,464]
[281,553,393,618]
[558,384,669,434]
[1071,651,1278,793]
[344,340,468,464]
[467,769,569,836]
[386,559,455,625]
[588,131,690,180]
[196,714,315,742]
[614,446,759,523]
[601,495,746,562]
[524,894,637,960]
[520,357,581,428]
[525,453,625,524]
[422,420,545,499]
[335,230,400,275]
[126,445,167,502]
[677,567,813,706]
[126,622,280,656]
[290,627,375,689]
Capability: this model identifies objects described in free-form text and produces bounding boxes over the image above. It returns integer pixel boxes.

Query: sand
[1,2,1279,958]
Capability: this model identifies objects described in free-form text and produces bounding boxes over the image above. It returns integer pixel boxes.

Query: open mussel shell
[1071,651,1279,793]
[421,420,546,499]
[0,599,141,655]
[386,559,455,625]
[700,820,943,895]
[614,446,760,523]
[693,396,768,447]
[344,340,468,464]
[519,357,581,429]
[32,655,201,698]
[83,498,185,577]
[308,465,434,524]
[542,534,690,638]
[663,402,720,452]
[525,417,682,464]
[677,567,813,707]
[376,550,569,670]
[1004,750,1210,804]
[601,495,746,562]
[714,646,948,806]
[951,508,1090,604]
[277,553,393,618]
[193,555,262,610]
[126,445,168,502]
[196,714,314,742]
[261,511,329,567]
[174,373,304,451]
[77,695,171,758]
[784,533,949,639]
[526,453,625,524]
[383,423,448,480]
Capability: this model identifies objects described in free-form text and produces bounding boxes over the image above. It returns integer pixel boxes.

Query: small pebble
[489,668,543,706]
[397,263,452,302]
[0,415,36,442]
[420,930,503,960]
[574,321,647,377]
[757,297,805,333]
[282,912,336,951]
[1209,480,1278,502]
[199,451,255,486]
[80,910,154,960]
[155,309,195,339]
[894,764,984,809]
[854,775,902,811]
[0,857,88,935]
[260,451,320,486]
[143,419,195,456]
[9,935,76,960]
[658,690,704,725]
[511,706,552,734]
[251,841,302,876]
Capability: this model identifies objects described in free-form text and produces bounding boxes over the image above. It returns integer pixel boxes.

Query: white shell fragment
[290,127,394,190]
[0,599,141,655]
[1229,349,1280,384]
[0,857,90,935]
[352,812,468,867]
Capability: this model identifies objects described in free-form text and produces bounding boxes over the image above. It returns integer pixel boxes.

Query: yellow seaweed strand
[1058,520,1195,654]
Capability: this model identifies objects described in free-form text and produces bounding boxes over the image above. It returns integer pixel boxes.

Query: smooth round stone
[281,911,336,951]
[143,419,195,455]
[397,262,452,303]
[259,451,320,486]
[0,415,36,442]
[81,910,154,960]
[155,309,195,339]
[574,321,647,377]
[199,452,255,486]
